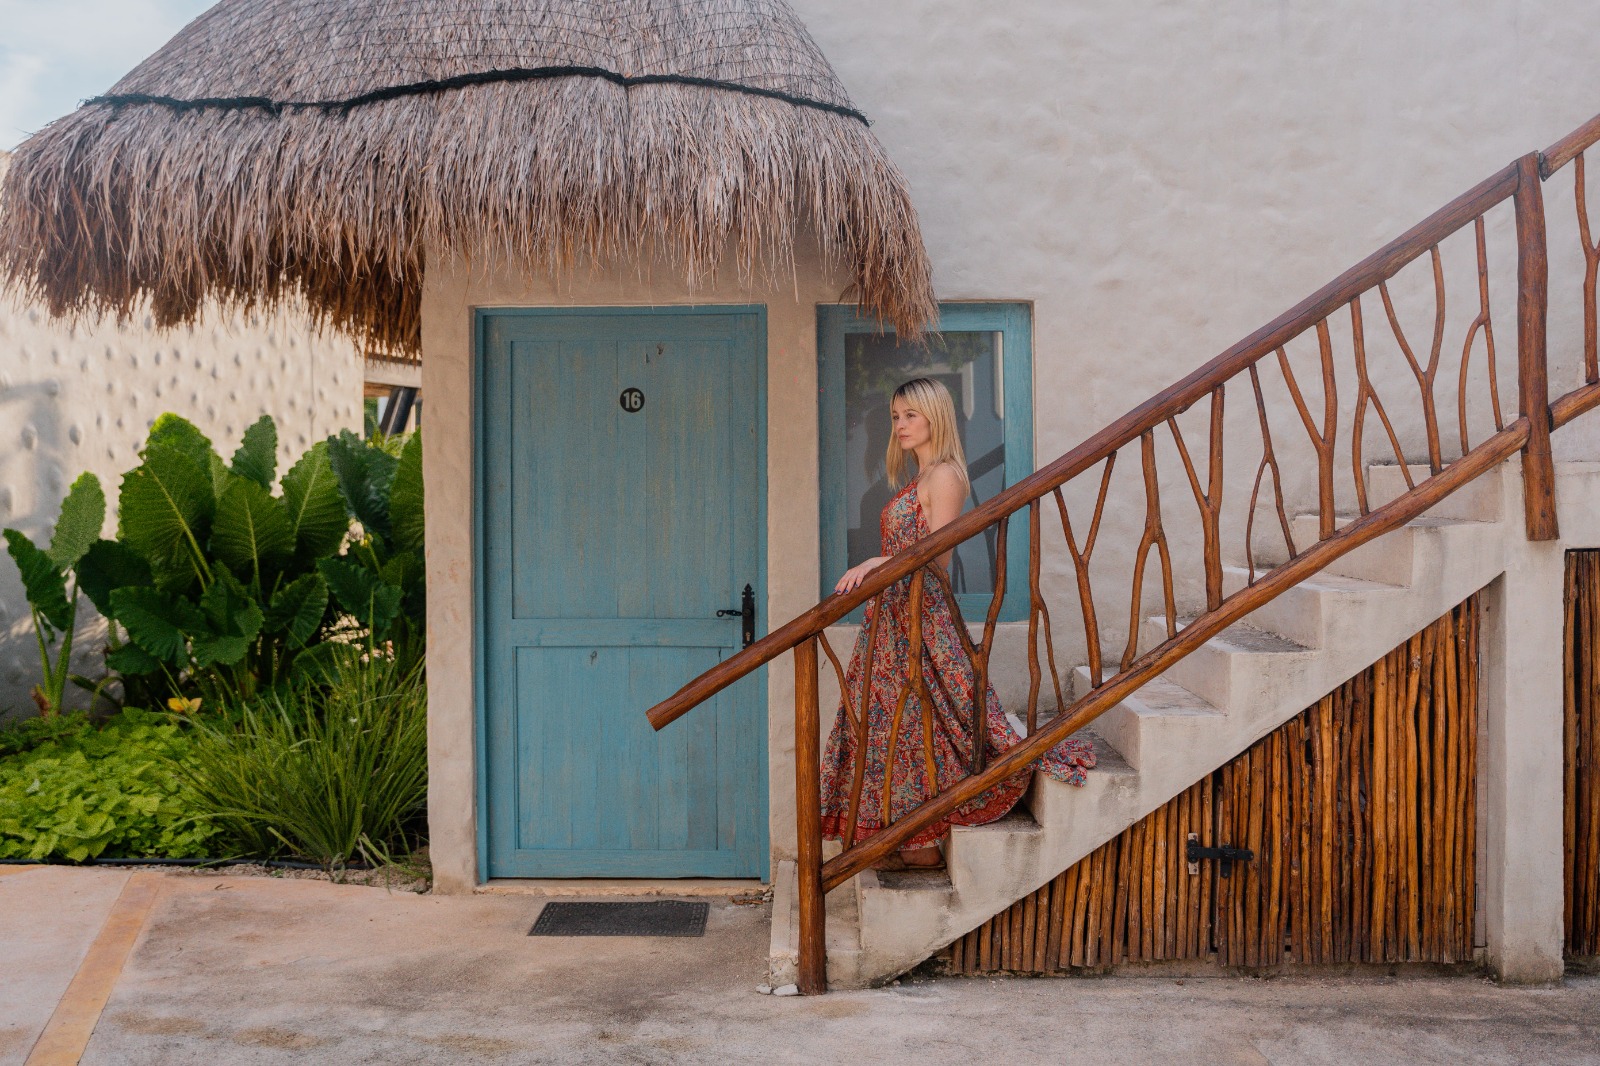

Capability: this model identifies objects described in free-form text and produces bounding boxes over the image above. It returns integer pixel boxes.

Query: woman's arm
[835,555,888,594]
[917,463,966,571]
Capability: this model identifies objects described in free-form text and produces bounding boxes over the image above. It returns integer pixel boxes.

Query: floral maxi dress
[819,480,1096,852]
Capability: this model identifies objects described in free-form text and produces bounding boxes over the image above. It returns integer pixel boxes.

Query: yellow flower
[167,696,202,714]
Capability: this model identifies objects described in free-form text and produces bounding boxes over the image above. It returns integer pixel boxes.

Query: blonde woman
[819,378,1095,870]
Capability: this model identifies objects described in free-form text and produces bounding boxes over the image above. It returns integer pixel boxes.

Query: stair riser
[1140,617,1315,709]
[1097,704,1226,775]
[1366,464,1506,521]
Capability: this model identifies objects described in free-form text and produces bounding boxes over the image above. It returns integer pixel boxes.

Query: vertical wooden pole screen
[949,595,1481,974]
[1564,552,1600,958]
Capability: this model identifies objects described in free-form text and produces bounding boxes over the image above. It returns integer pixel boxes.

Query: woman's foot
[900,845,945,869]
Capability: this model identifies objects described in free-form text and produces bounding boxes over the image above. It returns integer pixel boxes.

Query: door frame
[472,305,769,882]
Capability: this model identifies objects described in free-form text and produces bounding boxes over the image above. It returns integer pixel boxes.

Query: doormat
[528,900,709,937]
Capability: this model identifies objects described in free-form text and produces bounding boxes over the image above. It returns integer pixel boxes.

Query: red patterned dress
[820,479,1096,852]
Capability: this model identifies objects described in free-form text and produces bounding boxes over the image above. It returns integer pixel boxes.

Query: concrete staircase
[771,460,1521,988]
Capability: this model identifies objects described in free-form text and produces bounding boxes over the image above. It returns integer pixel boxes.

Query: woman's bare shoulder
[917,462,966,506]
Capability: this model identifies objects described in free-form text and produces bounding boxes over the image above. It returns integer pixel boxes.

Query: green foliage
[0,711,90,759]
[178,653,428,868]
[0,709,219,862]
[3,473,105,715]
[2,415,426,715]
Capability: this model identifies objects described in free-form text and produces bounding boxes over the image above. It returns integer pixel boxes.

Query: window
[818,303,1033,623]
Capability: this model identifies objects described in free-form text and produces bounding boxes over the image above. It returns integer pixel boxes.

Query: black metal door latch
[1186,833,1254,877]
[718,584,756,648]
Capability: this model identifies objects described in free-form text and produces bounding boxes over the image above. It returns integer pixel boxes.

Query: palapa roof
[0,0,935,362]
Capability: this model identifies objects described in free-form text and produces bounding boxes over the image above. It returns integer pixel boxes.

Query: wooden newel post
[794,637,827,994]
[1514,151,1560,541]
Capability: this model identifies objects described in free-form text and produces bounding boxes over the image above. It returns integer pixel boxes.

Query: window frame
[817,301,1034,624]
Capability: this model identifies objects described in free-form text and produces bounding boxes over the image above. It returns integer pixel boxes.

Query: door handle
[717,584,756,648]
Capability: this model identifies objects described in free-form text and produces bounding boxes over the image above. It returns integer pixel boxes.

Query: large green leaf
[264,572,329,645]
[212,475,294,585]
[327,430,396,540]
[389,432,425,554]
[317,556,402,636]
[194,570,263,668]
[144,413,216,463]
[105,641,161,676]
[231,415,278,489]
[48,473,105,569]
[109,587,201,665]
[3,529,71,631]
[118,442,215,588]
[75,540,154,617]
[281,442,350,561]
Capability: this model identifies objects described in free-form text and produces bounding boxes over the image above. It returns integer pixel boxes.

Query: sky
[0,0,214,151]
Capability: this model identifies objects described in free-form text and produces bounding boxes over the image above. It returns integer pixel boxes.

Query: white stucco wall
[787,0,1600,665]
[414,3,1600,888]
[0,152,364,716]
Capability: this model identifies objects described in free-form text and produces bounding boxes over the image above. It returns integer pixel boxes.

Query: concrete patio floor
[4,864,1599,1065]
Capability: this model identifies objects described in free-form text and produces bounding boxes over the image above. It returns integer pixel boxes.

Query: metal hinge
[1186,832,1254,877]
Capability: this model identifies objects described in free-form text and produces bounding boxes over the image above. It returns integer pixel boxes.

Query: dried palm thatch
[0,0,935,363]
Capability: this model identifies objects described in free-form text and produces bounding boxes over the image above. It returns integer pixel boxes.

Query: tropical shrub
[3,414,424,711]
[0,708,219,861]
[2,472,106,715]
[177,651,428,868]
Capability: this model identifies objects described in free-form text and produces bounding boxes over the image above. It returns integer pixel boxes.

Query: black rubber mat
[528,900,709,937]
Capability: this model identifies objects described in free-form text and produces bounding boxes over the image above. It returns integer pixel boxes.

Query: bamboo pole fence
[1565,552,1600,958]
[949,594,1481,973]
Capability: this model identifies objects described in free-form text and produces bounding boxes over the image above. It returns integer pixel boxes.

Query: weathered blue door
[479,308,767,878]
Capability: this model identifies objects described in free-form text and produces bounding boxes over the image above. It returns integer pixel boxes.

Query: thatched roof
[0,0,935,363]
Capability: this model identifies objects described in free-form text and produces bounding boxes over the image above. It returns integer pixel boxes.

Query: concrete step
[1072,667,1224,775]
[1220,565,1407,649]
[1366,462,1506,521]
[1142,617,1314,711]
[1288,512,1498,587]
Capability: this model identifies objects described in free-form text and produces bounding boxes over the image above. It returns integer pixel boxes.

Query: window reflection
[843,330,1005,595]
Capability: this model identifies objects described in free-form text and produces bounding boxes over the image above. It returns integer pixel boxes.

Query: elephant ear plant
[2,472,106,715]
[3,414,425,713]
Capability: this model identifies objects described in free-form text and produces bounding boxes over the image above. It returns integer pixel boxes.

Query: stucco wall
[786,0,1600,666]
[417,3,1600,884]
[0,151,364,716]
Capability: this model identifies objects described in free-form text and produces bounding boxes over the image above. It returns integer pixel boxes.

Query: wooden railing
[647,111,1600,994]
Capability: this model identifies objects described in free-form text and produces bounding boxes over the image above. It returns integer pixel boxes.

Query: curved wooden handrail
[819,419,1529,889]
[635,106,1600,996]
[644,158,1522,733]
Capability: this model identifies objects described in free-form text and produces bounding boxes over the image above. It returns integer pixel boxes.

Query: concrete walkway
[3,865,1599,1065]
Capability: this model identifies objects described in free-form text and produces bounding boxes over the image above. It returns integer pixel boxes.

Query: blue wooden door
[479,308,767,878]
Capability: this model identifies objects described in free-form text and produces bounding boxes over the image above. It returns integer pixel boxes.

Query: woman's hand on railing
[835,556,889,594]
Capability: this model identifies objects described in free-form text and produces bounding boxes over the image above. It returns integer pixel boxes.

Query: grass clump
[179,651,427,870]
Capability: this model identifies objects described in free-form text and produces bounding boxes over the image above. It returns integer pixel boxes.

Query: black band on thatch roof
[86,65,870,125]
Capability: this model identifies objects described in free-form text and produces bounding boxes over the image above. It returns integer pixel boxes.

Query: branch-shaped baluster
[968,515,1008,775]
[1379,248,1447,473]
[843,591,885,848]
[1121,431,1177,672]
[883,576,934,816]
[1577,152,1600,384]
[1350,295,1414,514]
[925,560,994,780]
[907,570,941,800]
[1245,363,1296,585]
[1168,386,1226,611]
[1454,216,1505,455]
[1023,501,1067,735]
[1054,455,1116,687]
[1276,330,1339,540]
[817,628,850,723]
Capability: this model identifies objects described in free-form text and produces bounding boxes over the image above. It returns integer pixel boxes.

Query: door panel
[480,308,766,879]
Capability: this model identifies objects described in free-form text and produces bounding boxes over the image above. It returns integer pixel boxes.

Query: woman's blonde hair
[886,377,971,492]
